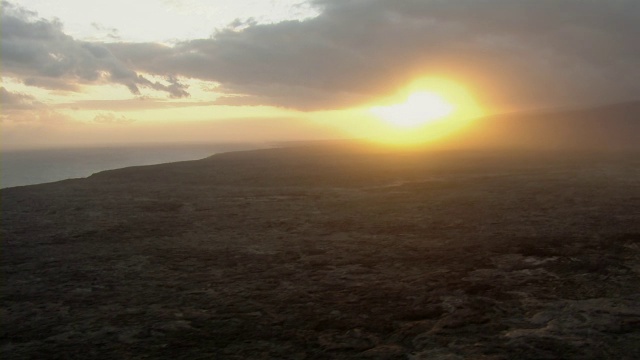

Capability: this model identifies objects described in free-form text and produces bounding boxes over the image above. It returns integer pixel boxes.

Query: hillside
[2,144,640,359]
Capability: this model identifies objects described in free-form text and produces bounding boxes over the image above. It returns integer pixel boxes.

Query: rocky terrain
[2,144,640,359]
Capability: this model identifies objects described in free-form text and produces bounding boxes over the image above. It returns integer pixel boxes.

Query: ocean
[0,143,264,189]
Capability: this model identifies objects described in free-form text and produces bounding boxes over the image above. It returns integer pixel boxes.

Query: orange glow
[364,77,484,146]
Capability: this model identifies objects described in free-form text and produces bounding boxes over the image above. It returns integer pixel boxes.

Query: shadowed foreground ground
[2,145,640,359]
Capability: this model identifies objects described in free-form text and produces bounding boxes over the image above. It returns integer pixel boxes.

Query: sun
[364,77,484,146]
[370,91,454,128]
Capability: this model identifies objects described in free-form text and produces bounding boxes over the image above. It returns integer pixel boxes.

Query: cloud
[54,98,219,111]
[90,22,121,40]
[0,2,188,98]
[4,0,640,112]
[103,0,640,111]
[0,87,43,110]
[93,112,136,125]
[0,87,75,127]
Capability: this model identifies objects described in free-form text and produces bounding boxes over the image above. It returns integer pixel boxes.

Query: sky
[1,0,639,149]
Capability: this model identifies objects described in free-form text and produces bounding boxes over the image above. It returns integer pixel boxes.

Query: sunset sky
[2,0,639,149]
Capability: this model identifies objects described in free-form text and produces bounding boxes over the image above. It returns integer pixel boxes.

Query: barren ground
[2,145,640,359]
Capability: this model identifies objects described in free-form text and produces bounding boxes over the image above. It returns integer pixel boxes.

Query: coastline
[0,142,267,189]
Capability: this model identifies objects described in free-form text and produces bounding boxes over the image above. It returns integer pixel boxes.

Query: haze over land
[2,0,639,149]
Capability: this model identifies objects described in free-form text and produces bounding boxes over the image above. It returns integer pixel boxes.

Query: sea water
[0,143,264,189]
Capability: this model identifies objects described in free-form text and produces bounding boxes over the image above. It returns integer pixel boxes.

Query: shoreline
[0,142,268,189]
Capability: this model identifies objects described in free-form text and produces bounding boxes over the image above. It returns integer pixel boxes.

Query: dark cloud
[0,2,188,98]
[104,0,640,111]
[4,0,640,111]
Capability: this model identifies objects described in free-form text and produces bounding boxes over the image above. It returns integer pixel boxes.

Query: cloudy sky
[2,0,639,149]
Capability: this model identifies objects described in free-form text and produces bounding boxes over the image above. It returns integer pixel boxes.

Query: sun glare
[365,78,483,146]
[370,91,454,128]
